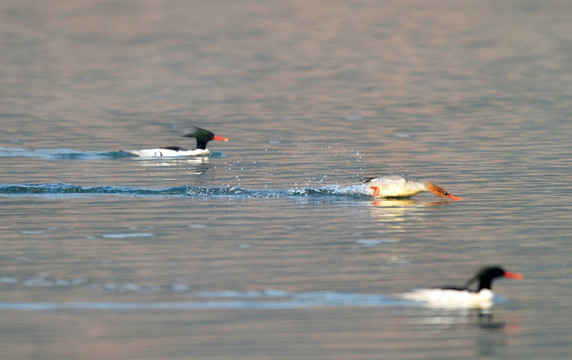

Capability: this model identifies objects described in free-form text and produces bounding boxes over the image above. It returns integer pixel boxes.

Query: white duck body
[399,266,522,309]
[127,147,209,158]
[400,288,494,309]
[365,174,428,198]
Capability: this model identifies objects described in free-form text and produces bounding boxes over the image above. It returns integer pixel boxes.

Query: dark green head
[183,126,228,150]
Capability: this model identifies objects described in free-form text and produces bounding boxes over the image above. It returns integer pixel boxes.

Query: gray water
[1,1,572,359]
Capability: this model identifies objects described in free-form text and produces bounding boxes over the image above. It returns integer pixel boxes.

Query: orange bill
[213,135,229,142]
[504,271,524,280]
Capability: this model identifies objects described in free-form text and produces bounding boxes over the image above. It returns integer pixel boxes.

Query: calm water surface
[1,1,572,359]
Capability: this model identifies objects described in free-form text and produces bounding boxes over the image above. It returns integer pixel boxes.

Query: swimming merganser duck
[126,126,228,157]
[364,174,462,200]
[400,266,523,308]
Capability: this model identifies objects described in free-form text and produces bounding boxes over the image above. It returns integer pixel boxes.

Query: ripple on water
[355,239,400,246]
[101,233,155,239]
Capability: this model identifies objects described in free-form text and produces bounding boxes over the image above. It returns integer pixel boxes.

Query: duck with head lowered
[364,174,462,200]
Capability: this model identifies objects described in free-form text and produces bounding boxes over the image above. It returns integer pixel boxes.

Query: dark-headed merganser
[364,174,462,200]
[126,126,228,157]
[400,266,523,308]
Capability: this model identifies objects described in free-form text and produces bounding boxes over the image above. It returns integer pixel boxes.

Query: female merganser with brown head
[126,126,228,157]
[364,174,462,200]
[400,266,523,308]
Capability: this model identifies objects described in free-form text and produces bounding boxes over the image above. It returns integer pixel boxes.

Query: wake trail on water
[0,283,413,310]
[0,183,372,199]
[1,146,369,198]
[0,292,403,311]
[0,146,224,160]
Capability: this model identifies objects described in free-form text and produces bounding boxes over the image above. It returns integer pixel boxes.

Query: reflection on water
[406,308,512,357]
[367,198,446,231]
[134,156,215,176]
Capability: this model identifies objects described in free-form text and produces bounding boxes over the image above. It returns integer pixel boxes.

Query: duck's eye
[443,192,449,196]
